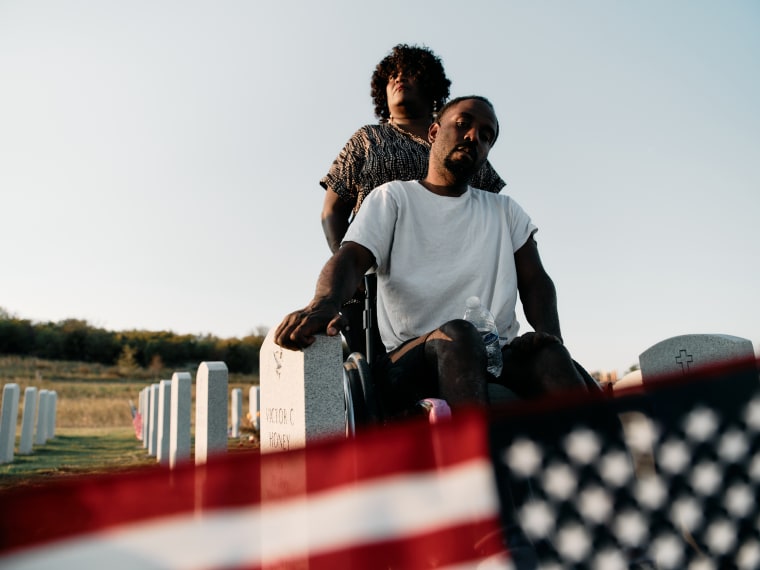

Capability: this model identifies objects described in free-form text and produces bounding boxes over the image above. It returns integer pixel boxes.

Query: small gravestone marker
[231,388,242,438]
[194,361,228,465]
[170,372,191,469]
[18,386,37,455]
[156,380,172,465]
[0,384,20,464]
[249,386,260,431]
[259,330,344,453]
[46,390,57,440]
[137,388,145,442]
[34,390,49,446]
[148,383,159,457]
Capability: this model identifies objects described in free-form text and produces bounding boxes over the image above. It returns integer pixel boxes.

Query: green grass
[0,356,261,489]
[0,427,261,490]
[0,427,158,489]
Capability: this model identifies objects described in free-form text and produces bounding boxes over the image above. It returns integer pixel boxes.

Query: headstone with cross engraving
[259,329,344,453]
[639,333,755,383]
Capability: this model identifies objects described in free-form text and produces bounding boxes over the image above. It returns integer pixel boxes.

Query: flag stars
[744,396,760,432]
[683,407,719,442]
[635,475,668,509]
[564,428,601,464]
[737,539,760,569]
[705,519,737,554]
[556,523,592,562]
[613,509,648,547]
[688,558,717,570]
[690,461,722,496]
[542,462,577,500]
[598,450,633,487]
[750,453,760,482]
[504,437,542,477]
[724,483,754,518]
[717,429,749,463]
[657,438,691,475]
[670,496,703,531]
[591,549,628,570]
[519,500,554,539]
[650,532,684,568]
[577,485,613,524]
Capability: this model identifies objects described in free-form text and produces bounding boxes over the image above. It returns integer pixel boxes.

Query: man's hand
[509,331,563,353]
[273,300,347,351]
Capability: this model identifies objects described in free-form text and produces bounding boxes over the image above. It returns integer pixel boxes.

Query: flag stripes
[0,408,505,569]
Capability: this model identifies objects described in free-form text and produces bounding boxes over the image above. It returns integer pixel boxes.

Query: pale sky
[1,0,758,375]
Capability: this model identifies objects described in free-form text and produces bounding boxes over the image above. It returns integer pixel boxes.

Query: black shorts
[371,335,439,419]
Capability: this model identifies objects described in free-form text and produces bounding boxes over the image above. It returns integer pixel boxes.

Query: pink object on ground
[418,398,452,423]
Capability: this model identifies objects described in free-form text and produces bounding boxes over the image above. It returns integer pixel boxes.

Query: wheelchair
[342,274,384,436]
[341,275,603,436]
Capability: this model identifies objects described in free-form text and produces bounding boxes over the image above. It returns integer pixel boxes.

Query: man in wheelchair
[275,95,595,421]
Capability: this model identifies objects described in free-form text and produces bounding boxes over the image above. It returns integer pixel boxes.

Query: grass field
[0,356,260,489]
[0,427,159,489]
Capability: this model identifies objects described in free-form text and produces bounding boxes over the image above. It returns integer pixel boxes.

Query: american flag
[489,356,760,568]
[1,357,757,569]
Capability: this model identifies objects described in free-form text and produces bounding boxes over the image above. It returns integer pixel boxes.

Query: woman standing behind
[320,44,505,355]
[320,44,505,254]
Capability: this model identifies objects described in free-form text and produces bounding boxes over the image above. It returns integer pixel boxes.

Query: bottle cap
[465,296,481,309]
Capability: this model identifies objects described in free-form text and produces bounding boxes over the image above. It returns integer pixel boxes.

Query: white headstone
[194,361,228,465]
[249,386,260,431]
[0,384,20,464]
[259,330,344,453]
[34,389,49,446]
[169,372,191,469]
[148,383,159,457]
[230,388,242,438]
[19,386,37,455]
[156,380,172,465]
[46,390,57,440]
[639,334,756,382]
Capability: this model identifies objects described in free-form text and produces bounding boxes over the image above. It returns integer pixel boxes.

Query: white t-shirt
[343,180,537,353]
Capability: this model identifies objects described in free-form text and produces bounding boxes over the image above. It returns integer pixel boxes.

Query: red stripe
[0,408,492,554]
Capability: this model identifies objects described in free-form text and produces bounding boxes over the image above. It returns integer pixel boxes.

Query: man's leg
[424,319,490,407]
[374,319,490,419]
[499,333,587,398]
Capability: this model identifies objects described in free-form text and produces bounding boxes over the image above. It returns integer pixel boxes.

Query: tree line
[0,309,266,374]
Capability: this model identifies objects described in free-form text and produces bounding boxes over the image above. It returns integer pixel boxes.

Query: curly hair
[370,44,451,122]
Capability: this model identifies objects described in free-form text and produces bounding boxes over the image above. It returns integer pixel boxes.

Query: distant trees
[0,308,267,374]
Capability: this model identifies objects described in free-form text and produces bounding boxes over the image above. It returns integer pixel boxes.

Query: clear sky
[1,1,758,375]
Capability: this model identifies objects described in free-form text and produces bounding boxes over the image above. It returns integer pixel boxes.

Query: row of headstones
[257,331,758,452]
[0,385,58,465]
[135,362,262,468]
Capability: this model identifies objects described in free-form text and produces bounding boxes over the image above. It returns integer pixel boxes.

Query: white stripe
[1,458,499,570]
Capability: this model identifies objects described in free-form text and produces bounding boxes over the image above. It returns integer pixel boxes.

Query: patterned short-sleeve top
[320,123,506,215]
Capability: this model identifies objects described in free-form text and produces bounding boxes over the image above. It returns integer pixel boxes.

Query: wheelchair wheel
[342,353,381,437]
[346,352,381,425]
[343,362,358,437]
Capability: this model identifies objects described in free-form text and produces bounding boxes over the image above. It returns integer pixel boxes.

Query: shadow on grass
[0,428,261,490]
[0,428,158,489]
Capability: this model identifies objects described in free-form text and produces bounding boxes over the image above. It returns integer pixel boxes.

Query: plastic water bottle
[463,296,503,377]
